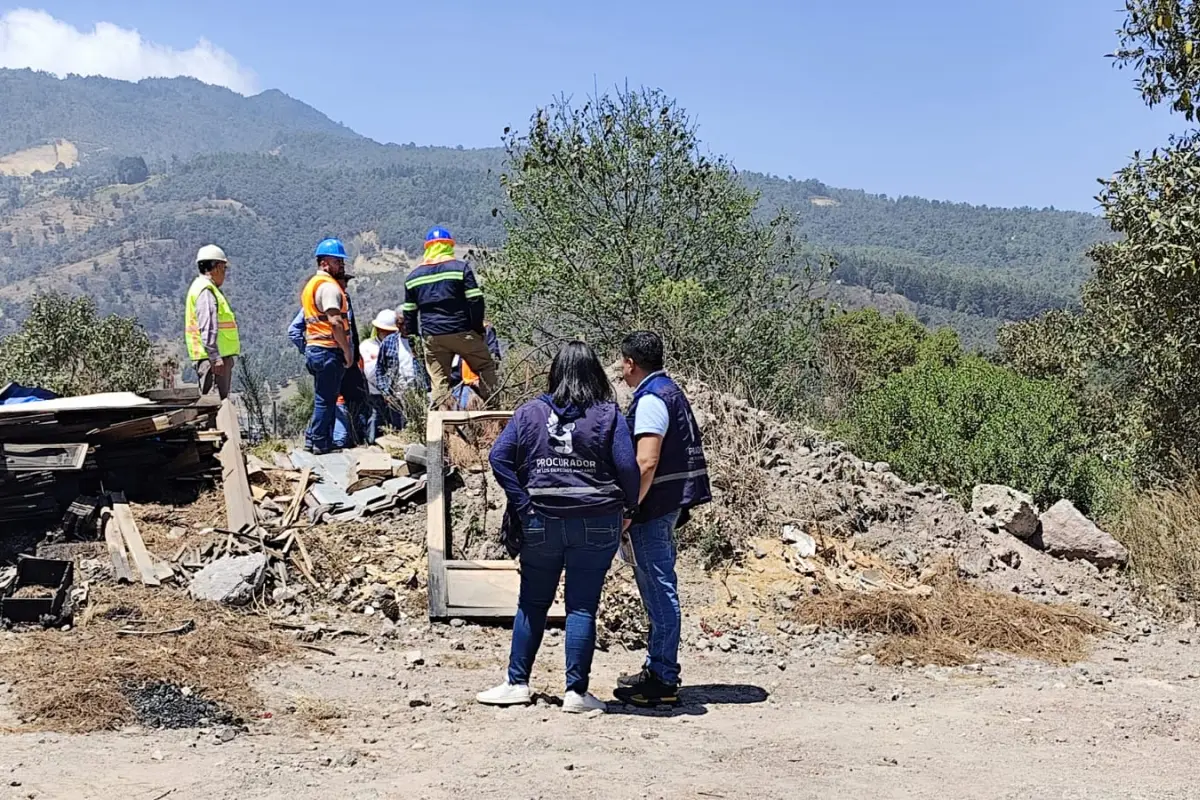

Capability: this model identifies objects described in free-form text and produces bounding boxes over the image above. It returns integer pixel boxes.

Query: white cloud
[0,8,258,95]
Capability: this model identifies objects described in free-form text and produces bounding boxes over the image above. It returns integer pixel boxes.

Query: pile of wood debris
[0,387,223,530]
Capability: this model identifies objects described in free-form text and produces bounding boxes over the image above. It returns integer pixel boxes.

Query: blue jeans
[507,512,621,694]
[630,510,682,685]
[364,395,404,444]
[305,346,345,453]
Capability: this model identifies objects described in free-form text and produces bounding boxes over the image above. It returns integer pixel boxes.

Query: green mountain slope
[0,70,1113,383]
[0,69,360,167]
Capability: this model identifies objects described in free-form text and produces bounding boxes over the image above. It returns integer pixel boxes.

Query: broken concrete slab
[189,553,268,605]
[1036,500,1129,569]
[971,484,1040,540]
[781,525,816,557]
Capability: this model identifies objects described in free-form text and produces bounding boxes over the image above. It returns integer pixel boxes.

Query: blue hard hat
[425,227,454,244]
[314,237,347,260]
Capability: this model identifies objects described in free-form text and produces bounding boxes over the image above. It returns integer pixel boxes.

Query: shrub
[483,86,827,417]
[0,292,158,396]
[817,309,960,418]
[843,355,1126,517]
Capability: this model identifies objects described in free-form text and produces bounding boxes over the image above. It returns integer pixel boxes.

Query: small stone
[564,764,575,772]
[407,691,430,708]
[873,462,891,474]
[151,749,164,761]
[411,742,427,750]
[857,654,876,666]
[585,708,604,718]
[717,639,733,652]
[1052,582,1068,596]
[168,527,187,540]
[405,650,425,666]
[450,618,465,628]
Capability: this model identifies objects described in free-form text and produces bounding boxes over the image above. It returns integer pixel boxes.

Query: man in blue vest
[614,331,712,708]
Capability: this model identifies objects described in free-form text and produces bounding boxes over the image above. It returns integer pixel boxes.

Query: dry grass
[0,585,292,732]
[292,695,345,730]
[795,573,1109,666]
[1109,474,1200,615]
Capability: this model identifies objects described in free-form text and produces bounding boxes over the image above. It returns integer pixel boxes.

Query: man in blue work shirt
[613,331,712,708]
[401,227,498,407]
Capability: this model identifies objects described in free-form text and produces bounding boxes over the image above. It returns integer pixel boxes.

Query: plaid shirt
[375,333,427,396]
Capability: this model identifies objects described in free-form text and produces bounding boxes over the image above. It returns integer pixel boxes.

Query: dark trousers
[507,512,620,694]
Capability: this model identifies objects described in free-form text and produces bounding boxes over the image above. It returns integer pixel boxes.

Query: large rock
[1037,500,1128,569]
[189,553,268,605]
[971,484,1040,540]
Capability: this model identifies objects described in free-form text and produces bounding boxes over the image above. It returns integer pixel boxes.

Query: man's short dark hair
[197,260,221,274]
[621,330,664,372]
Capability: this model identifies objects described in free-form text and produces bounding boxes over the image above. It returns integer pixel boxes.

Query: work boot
[616,667,651,689]
[614,672,680,708]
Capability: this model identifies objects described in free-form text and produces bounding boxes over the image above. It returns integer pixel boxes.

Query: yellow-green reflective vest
[184,276,240,361]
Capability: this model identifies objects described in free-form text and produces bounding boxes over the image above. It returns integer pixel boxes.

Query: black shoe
[614,672,680,708]
[616,667,651,689]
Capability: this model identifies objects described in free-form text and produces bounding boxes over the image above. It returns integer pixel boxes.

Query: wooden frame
[426,410,563,621]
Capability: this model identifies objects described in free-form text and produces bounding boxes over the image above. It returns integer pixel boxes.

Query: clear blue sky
[7,0,1185,211]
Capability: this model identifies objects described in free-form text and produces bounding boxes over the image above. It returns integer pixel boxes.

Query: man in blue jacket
[614,331,712,708]
[401,227,498,407]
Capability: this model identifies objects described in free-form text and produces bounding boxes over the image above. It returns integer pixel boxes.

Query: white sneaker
[562,690,606,714]
[476,682,532,706]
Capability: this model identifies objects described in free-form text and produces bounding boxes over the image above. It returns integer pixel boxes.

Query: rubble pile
[681,379,1142,625]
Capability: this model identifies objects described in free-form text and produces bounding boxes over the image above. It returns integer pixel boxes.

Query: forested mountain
[0,69,1113,383]
[0,69,359,167]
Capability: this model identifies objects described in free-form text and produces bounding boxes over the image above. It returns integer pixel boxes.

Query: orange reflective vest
[300,272,348,349]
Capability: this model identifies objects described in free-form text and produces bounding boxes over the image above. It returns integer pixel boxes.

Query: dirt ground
[2,602,1199,800]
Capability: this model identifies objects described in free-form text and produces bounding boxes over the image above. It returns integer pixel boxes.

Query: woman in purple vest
[477,341,640,713]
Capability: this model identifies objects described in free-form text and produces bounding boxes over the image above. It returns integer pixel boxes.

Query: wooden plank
[0,442,88,471]
[281,467,311,528]
[444,560,523,570]
[149,554,176,582]
[100,507,134,583]
[251,484,269,502]
[216,399,256,533]
[88,408,200,443]
[436,410,517,424]
[446,606,566,621]
[245,453,270,485]
[425,412,449,619]
[273,453,295,471]
[110,492,159,586]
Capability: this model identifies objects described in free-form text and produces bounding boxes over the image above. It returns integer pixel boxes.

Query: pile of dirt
[675,378,1143,625]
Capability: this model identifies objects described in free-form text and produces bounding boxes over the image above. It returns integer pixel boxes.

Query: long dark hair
[548,341,614,408]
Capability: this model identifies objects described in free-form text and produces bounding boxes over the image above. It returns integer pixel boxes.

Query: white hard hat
[372,309,399,331]
[196,244,228,264]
